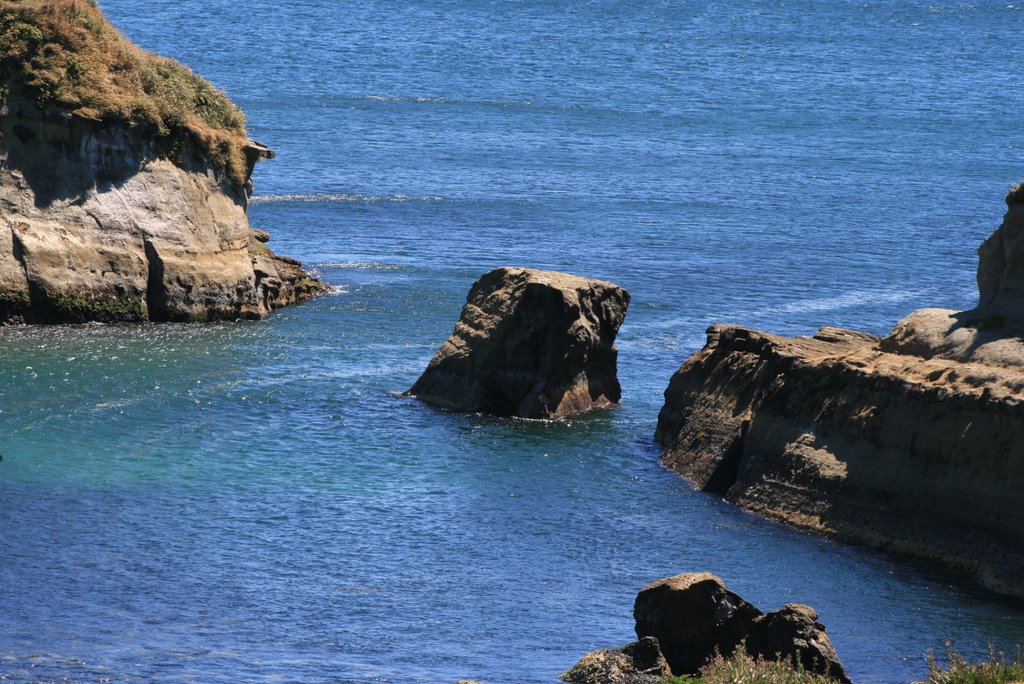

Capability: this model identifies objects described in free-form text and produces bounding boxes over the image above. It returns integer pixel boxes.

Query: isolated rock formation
[656,190,1024,599]
[634,572,760,676]
[565,573,848,683]
[0,1,324,323]
[407,267,630,418]
[633,573,848,682]
[561,637,671,684]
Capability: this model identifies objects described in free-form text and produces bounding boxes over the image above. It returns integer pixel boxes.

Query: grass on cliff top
[0,0,249,186]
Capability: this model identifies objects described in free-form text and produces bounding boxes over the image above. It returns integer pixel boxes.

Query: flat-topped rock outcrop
[656,190,1024,599]
[565,572,848,683]
[407,267,630,419]
[0,0,325,323]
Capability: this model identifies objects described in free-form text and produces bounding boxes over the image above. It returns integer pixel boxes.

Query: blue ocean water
[3,1,1024,682]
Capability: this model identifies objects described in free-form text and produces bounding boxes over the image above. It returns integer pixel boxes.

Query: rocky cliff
[0,0,325,323]
[656,192,1024,599]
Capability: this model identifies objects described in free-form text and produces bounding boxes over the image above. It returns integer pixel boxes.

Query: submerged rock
[407,267,630,418]
[0,1,326,323]
[561,637,671,684]
[655,189,1024,599]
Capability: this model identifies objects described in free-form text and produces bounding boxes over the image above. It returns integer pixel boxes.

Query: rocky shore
[656,191,1024,599]
[0,0,325,323]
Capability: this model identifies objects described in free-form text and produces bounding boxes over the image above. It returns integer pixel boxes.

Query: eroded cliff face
[656,193,1024,599]
[0,96,324,323]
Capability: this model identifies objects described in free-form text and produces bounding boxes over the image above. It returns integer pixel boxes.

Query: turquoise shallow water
[4,1,1024,682]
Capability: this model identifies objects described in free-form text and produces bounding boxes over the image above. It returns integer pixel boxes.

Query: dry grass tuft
[924,643,1024,684]
[0,0,250,186]
[655,646,843,684]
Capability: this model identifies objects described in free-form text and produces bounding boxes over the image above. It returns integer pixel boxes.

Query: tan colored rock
[407,267,630,418]
[561,637,671,684]
[656,322,1024,598]
[0,87,324,324]
[977,195,1024,312]
[655,188,1024,600]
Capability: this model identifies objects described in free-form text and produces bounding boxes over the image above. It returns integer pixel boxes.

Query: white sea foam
[757,288,925,317]
[316,262,406,271]
[249,193,445,205]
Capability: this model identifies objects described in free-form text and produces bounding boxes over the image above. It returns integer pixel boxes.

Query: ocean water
[3,1,1024,682]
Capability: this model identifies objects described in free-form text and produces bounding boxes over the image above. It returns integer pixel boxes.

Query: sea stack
[655,188,1024,599]
[407,267,630,419]
[0,0,325,323]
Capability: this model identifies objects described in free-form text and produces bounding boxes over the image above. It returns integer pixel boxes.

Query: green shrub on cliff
[0,0,249,186]
[925,643,1024,684]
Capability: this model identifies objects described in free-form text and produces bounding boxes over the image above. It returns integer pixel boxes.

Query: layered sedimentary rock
[565,572,848,683]
[0,1,324,323]
[656,191,1024,599]
[407,267,630,418]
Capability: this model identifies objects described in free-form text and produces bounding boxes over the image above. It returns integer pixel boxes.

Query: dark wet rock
[630,573,849,682]
[633,572,762,676]
[747,604,851,684]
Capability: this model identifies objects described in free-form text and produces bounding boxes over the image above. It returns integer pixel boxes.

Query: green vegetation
[35,289,145,322]
[652,644,1024,684]
[656,648,841,684]
[925,643,1024,684]
[0,0,249,186]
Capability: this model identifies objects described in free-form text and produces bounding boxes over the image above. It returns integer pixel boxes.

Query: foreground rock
[407,267,630,418]
[634,573,848,683]
[561,637,671,684]
[0,1,325,323]
[656,190,1024,599]
[566,573,848,683]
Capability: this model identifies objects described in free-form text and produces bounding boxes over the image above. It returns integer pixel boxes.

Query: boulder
[632,573,849,682]
[633,573,761,676]
[407,267,630,418]
[746,605,850,683]
[561,637,671,684]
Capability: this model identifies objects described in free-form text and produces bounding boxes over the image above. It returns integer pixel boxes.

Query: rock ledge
[655,190,1024,598]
